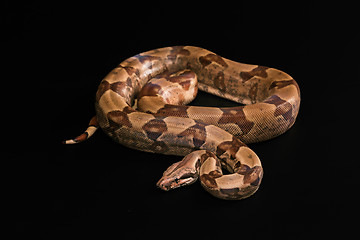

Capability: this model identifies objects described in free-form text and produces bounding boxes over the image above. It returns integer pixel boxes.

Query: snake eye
[174,178,179,183]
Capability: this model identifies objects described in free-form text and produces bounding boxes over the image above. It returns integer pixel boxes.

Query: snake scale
[65,46,300,200]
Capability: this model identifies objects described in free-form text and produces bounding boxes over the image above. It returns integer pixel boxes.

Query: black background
[6,1,358,239]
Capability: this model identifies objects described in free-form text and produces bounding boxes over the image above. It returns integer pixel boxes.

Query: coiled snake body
[65,46,300,200]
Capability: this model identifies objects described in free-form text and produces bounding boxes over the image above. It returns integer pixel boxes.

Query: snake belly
[94,46,300,200]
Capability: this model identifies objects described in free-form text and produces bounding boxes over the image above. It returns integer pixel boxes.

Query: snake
[64,46,300,200]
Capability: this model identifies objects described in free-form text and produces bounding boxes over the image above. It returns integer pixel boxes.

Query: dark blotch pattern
[96,79,133,104]
[240,66,269,82]
[216,136,246,160]
[220,188,240,196]
[243,166,263,186]
[155,105,189,118]
[218,107,254,135]
[96,80,110,102]
[164,70,196,91]
[234,163,251,174]
[199,53,228,68]
[167,46,191,61]
[142,118,167,141]
[214,71,226,91]
[200,170,222,188]
[118,64,140,77]
[269,79,300,97]
[200,151,218,165]
[107,110,132,129]
[179,122,207,148]
[137,82,162,100]
[248,82,259,103]
[264,95,294,123]
[134,54,161,69]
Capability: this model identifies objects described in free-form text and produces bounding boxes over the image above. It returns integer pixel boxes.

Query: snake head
[157,159,200,191]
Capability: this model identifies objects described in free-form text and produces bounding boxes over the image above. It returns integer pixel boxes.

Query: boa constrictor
[65,46,300,200]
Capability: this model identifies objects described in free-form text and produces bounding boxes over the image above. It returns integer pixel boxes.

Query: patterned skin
[65,46,300,200]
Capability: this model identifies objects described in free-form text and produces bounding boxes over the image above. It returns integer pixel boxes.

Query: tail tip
[62,139,78,144]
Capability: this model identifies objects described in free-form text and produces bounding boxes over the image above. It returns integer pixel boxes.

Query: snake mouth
[156,174,197,191]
